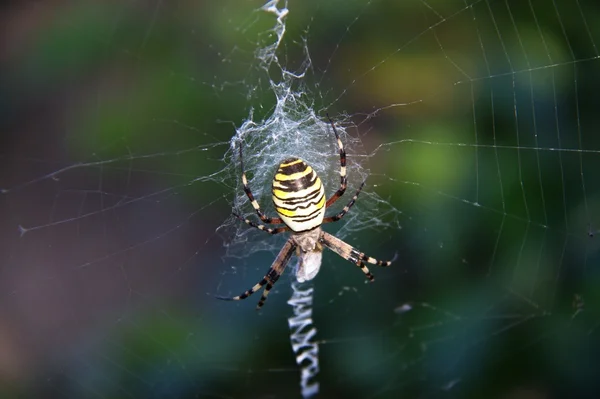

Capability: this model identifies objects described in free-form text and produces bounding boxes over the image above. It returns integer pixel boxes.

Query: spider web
[2,0,600,398]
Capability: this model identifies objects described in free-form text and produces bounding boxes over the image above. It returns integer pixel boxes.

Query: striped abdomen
[272,158,326,232]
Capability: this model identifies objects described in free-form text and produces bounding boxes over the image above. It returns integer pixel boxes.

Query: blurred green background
[2,0,600,398]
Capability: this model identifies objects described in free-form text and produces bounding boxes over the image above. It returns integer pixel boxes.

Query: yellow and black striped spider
[217,116,395,309]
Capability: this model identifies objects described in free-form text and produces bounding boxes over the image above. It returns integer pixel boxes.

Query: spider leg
[216,239,296,309]
[238,144,283,224]
[320,231,395,282]
[325,114,348,208]
[323,181,365,224]
[233,212,289,235]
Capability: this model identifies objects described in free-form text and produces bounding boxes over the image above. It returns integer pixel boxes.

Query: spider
[217,116,395,309]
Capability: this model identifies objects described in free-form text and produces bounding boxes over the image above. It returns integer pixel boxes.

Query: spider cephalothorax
[217,116,394,309]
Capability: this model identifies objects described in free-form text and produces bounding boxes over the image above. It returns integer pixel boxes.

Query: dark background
[2,0,600,398]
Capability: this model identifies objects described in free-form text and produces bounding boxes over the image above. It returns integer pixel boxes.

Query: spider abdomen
[272,158,326,232]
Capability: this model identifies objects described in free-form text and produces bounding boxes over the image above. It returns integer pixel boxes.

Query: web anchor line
[287,281,319,399]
